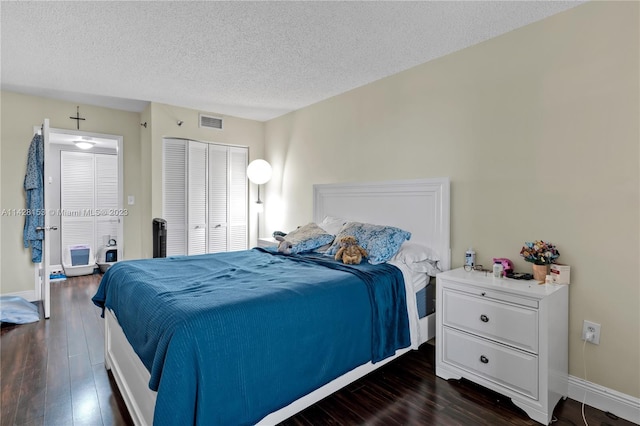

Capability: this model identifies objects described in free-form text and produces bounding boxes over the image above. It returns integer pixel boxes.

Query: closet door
[95,154,119,247]
[208,144,228,253]
[208,145,248,252]
[163,139,187,256]
[61,151,95,252]
[188,142,208,255]
[228,147,248,251]
[163,139,248,255]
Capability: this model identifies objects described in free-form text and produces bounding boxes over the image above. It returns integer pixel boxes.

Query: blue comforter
[92,248,409,425]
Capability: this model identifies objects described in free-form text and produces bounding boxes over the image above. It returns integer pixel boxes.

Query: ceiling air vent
[199,114,223,130]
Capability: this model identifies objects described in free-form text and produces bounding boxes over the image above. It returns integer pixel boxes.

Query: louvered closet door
[163,139,187,256]
[188,141,208,255]
[95,154,119,246]
[228,147,248,251]
[163,139,248,255]
[208,144,228,253]
[61,151,95,254]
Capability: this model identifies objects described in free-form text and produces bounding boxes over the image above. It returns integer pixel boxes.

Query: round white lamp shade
[247,159,272,185]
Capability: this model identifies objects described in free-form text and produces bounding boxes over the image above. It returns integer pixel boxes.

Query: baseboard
[1,290,37,302]
[568,375,640,424]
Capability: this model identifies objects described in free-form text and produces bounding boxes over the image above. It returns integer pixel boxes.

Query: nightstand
[257,237,278,248]
[436,267,568,425]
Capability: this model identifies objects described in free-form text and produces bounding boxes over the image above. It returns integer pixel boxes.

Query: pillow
[313,242,333,254]
[327,222,411,264]
[391,242,441,276]
[282,222,334,254]
[317,215,347,235]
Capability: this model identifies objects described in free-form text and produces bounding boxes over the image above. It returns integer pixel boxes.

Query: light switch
[128,195,135,205]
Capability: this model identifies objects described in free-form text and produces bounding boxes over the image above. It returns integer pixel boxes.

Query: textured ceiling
[1,1,582,122]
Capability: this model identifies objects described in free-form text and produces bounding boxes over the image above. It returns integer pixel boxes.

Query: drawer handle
[480,355,489,364]
[480,314,489,323]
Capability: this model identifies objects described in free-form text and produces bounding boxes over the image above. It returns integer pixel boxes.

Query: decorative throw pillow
[327,222,411,264]
[284,222,335,254]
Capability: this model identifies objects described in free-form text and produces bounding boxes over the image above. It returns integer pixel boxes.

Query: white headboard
[313,178,451,271]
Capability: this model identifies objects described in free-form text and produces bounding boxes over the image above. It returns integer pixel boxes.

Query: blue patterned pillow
[284,222,335,254]
[327,222,411,264]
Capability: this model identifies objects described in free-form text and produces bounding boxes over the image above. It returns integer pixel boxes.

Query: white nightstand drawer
[440,279,539,309]
[442,327,539,400]
[443,289,539,353]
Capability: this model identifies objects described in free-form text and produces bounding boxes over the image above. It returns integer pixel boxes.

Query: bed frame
[104,177,451,425]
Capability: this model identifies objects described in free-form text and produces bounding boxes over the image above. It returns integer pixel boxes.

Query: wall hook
[177,120,184,126]
[141,122,147,128]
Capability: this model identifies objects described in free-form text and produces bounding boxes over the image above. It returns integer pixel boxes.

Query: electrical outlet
[582,320,601,345]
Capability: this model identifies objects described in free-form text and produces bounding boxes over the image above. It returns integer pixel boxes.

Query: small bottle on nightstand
[465,247,476,267]
[493,261,504,278]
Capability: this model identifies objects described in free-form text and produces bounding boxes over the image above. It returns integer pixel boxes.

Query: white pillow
[391,242,441,276]
[318,215,347,236]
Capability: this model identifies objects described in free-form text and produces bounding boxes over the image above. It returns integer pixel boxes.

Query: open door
[42,119,52,318]
[36,118,54,319]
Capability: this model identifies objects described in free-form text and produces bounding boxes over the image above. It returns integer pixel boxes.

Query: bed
[94,177,451,425]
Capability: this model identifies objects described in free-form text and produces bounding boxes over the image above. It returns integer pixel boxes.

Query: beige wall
[0,91,143,294]
[0,95,265,296]
[139,102,265,256]
[265,1,639,398]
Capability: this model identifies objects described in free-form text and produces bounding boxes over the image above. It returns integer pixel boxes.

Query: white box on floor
[62,244,96,277]
[550,263,570,284]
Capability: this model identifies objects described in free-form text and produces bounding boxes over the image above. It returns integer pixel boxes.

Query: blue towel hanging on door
[23,133,44,263]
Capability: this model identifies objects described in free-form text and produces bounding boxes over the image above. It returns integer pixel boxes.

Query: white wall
[264,1,639,399]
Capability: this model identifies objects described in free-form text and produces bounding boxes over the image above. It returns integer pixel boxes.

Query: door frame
[34,125,124,312]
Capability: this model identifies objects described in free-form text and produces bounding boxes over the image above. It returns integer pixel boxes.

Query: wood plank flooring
[1,275,131,426]
[1,274,635,426]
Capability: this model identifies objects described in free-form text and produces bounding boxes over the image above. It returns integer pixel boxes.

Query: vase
[532,264,549,283]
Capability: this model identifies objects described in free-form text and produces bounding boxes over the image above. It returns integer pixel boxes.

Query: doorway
[36,127,123,305]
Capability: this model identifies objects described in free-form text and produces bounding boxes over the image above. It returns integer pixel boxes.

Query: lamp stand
[247,159,272,245]
[256,185,264,241]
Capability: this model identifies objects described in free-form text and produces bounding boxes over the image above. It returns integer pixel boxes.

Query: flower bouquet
[520,240,560,265]
[520,240,560,283]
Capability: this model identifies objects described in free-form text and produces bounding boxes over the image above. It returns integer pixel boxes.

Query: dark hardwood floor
[1,275,634,426]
